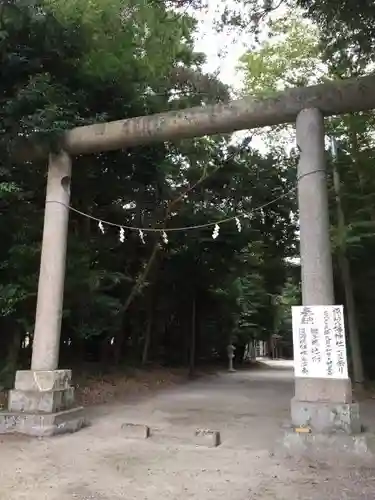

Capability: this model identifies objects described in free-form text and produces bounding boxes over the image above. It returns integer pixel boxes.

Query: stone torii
[1,75,375,437]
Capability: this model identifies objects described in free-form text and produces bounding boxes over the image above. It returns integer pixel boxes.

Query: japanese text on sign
[292,305,348,378]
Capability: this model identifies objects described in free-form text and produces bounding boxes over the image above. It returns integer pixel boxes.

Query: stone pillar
[32,150,72,371]
[297,109,334,307]
[0,152,85,437]
[291,108,360,434]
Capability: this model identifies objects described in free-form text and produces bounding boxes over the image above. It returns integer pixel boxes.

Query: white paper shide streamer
[94,213,245,242]
[98,221,105,234]
[212,224,220,239]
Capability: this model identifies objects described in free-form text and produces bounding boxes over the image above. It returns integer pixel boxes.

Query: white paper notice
[292,305,348,379]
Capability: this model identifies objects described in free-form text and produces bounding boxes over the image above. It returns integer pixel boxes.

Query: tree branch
[120,164,222,315]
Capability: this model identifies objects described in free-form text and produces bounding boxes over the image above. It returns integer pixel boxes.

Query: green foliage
[274,276,300,342]
[297,0,375,64]
[239,13,322,95]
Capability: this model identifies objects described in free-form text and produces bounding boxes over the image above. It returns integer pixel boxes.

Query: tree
[170,0,375,70]
[239,13,323,95]
[298,0,375,63]
[238,11,324,149]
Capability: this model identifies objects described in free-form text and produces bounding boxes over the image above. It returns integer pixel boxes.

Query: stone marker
[121,423,150,439]
[227,344,236,373]
[194,428,221,447]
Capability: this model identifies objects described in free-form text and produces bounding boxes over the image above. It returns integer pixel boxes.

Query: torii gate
[1,75,375,437]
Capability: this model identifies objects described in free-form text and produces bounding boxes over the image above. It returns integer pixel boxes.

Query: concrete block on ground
[291,398,361,434]
[8,387,75,413]
[294,377,353,403]
[0,407,86,437]
[121,423,150,439]
[15,370,72,392]
[194,428,221,447]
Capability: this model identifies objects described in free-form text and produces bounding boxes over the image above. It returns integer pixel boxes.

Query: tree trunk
[250,340,257,361]
[142,311,153,366]
[0,327,22,389]
[267,336,273,359]
[348,116,366,190]
[235,344,246,364]
[189,296,196,378]
[113,330,125,366]
[100,337,111,367]
[333,163,364,385]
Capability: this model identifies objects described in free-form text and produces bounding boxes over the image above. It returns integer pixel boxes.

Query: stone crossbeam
[16,75,375,160]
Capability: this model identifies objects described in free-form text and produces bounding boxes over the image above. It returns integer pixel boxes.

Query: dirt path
[1,361,375,500]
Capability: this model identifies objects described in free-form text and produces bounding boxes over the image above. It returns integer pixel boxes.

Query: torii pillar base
[0,370,85,437]
[290,377,361,434]
[279,379,367,464]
